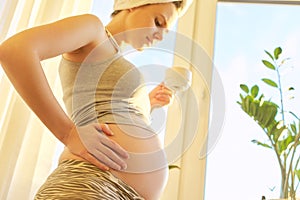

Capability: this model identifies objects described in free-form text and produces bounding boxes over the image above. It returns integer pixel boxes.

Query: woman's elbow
[0,38,28,67]
[0,40,13,65]
[0,43,5,64]
[0,42,11,68]
[0,42,11,72]
[0,41,23,73]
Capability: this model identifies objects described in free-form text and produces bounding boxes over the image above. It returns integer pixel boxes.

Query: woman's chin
[136,47,144,51]
[135,43,153,51]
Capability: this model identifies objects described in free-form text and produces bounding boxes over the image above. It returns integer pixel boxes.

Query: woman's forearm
[0,40,73,144]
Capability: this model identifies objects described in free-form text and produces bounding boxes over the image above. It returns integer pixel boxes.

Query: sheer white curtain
[0,0,93,199]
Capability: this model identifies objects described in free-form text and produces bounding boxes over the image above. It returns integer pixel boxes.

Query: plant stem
[265,128,287,197]
[287,145,297,199]
[275,64,285,125]
[274,59,289,198]
[290,134,300,196]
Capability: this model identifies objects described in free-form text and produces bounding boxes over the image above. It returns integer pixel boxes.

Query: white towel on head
[113,0,193,17]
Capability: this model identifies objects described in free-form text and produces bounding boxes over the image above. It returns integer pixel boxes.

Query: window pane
[206,3,300,200]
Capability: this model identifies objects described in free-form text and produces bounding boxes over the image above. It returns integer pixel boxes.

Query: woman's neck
[105,12,128,45]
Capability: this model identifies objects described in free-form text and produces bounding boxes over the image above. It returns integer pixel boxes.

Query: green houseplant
[237,47,300,199]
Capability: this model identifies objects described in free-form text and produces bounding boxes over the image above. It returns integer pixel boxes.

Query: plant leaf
[278,134,294,155]
[250,101,259,116]
[274,47,282,60]
[262,78,278,88]
[289,111,300,120]
[251,140,272,149]
[239,93,243,100]
[263,103,278,128]
[262,60,276,70]
[295,169,300,181]
[288,87,295,91]
[169,165,181,170]
[243,96,251,113]
[259,94,264,102]
[240,84,249,93]
[253,101,278,128]
[265,50,274,60]
[273,126,286,143]
[251,85,259,98]
[290,123,297,134]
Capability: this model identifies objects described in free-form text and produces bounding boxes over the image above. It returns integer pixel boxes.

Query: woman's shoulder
[71,14,104,29]
[63,14,106,41]
[58,14,108,59]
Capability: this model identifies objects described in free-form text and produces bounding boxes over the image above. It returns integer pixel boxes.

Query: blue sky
[205,2,300,200]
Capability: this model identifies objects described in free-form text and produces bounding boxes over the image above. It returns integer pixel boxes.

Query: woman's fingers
[69,124,129,171]
[81,151,110,171]
[92,125,128,170]
[98,124,114,136]
[150,84,173,105]
[155,87,174,104]
[65,127,110,171]
[93,147,127,170]
[94,123,129,159]
[99,137,129,169]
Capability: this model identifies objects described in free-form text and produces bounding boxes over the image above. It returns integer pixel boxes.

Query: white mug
[164,66,192,92]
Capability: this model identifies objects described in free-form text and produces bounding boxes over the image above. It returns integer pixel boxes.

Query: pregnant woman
[0,0,192,199]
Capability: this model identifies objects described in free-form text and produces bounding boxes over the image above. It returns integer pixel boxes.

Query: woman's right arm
[0,14,128,170]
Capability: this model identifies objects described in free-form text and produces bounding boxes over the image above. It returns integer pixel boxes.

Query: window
[205,2,300,199]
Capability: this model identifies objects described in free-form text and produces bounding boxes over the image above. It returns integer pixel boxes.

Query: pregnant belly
[59,124,168,200]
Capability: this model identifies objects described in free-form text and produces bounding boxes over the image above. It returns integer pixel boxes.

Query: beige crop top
[58,34,151,128]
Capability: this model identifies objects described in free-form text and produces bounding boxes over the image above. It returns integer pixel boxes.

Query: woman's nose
[154,29,164,41]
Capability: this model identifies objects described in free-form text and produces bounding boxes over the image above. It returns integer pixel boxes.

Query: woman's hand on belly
[65,123,129,171]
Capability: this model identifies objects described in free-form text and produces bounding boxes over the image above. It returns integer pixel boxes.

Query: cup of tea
[164,66,192,92]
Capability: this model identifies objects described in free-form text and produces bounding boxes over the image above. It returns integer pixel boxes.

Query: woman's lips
[146,36,153,46]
